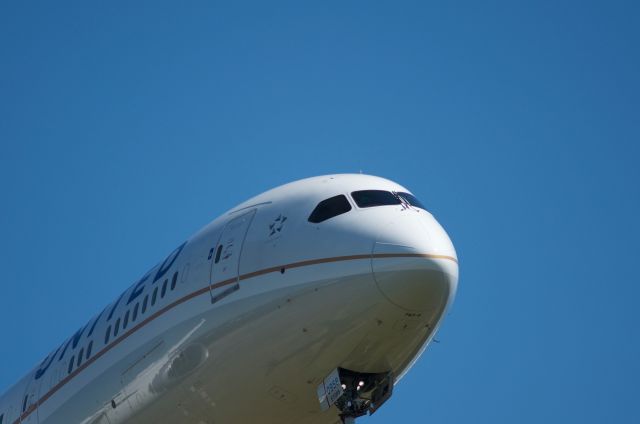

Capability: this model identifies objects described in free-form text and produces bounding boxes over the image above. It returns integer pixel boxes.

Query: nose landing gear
[317,368,394,424]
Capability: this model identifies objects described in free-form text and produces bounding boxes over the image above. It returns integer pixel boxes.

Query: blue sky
[1,1,639,422]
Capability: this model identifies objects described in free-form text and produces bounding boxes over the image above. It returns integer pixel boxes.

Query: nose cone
[372,214,458,312]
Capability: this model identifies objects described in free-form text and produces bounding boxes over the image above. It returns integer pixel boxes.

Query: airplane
[0,174,458,424]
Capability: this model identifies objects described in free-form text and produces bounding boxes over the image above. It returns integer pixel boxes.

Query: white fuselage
[0,174,458,424]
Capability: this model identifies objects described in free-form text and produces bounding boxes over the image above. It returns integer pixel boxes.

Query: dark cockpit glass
[351,190,427,210]
[397,192,427,210]
[308,194,352,223]
[351,190,401,208]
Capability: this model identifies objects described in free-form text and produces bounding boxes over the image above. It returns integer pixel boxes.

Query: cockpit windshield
[308,194,352,223]
[351,190,427,210]
[351,190,400,208]
[308,190,427,224]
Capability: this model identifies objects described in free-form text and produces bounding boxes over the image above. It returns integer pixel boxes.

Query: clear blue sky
[1,1,638,422]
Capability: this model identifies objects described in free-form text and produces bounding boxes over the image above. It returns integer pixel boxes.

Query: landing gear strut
[330,368,394,424]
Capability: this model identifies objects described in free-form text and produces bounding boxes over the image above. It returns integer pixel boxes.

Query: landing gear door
[209,209,256,304]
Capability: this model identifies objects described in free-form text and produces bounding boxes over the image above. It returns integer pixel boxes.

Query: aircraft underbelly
[127,268,443,423]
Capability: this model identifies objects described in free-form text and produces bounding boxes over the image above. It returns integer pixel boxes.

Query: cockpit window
[308,195,352,223]
[397,192,427,210]
[351,190,427,210]
[351,190,401,208]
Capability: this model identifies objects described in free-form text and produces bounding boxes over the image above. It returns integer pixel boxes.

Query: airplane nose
[372,216,458,312]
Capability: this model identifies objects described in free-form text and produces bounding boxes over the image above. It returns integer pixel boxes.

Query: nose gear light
[317,368,394,423]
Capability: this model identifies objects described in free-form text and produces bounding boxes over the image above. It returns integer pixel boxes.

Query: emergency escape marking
[317,368,343,411]
[221,239,233,262]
